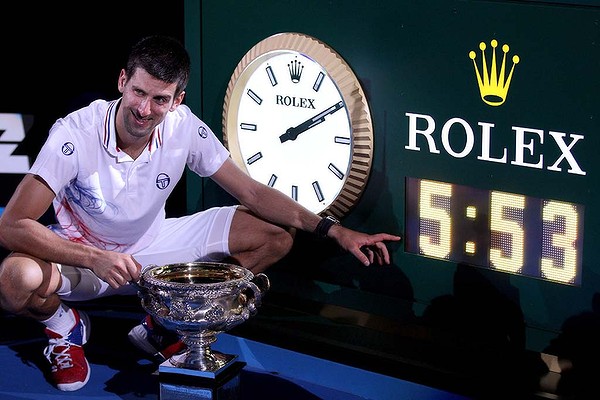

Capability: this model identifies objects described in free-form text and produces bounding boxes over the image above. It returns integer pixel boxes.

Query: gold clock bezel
[222,32,373,219]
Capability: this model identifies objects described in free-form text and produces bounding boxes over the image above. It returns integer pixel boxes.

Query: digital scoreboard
[405,177,584,286]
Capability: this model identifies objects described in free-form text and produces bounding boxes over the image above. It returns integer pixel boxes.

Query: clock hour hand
[279,101,345,143]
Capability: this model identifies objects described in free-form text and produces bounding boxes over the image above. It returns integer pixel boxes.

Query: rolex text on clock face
[232,50,352,215]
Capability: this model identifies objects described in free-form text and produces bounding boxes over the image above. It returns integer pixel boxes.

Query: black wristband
[315,215,341,238]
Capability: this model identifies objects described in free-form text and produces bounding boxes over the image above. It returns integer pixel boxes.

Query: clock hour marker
[313,72,325,92]
[266,66,277,86]
[334,136,351,145]
[291,185,298,201]
[240,123,257,131]
[268,174,277,187]
[246,89,262,105]
[312,181,324,202]
[328,163,344,180]
[246,152,263,165]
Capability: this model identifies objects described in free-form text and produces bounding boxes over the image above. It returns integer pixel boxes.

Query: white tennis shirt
[29,99,229,254]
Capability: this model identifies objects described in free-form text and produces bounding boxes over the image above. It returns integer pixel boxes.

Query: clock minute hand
[279,101,345,143]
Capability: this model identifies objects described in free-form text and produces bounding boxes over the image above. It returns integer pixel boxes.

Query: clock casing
[222,32,373,218]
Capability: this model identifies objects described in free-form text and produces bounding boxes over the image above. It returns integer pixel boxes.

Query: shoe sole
[128,324,160,357]
[77,310,91,346]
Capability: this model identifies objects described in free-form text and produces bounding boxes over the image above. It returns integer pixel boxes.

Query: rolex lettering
[276,96,316,109]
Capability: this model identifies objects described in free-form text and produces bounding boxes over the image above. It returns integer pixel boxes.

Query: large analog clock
[222,32,373,219]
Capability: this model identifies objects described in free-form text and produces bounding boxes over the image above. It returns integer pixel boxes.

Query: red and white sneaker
[128,314,185,363]
[43,309,91,391]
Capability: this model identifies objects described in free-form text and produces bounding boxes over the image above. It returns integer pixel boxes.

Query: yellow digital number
[541,201,578,284]
[419,180,452,259]
[490,192,525,273]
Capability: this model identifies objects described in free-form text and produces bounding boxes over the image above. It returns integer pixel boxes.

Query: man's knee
[269,227,294,259]
[0,254,52,314]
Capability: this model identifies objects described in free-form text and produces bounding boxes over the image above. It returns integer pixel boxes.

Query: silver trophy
[136,261,270,378]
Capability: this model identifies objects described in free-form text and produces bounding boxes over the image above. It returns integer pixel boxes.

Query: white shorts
[57,206,237,301]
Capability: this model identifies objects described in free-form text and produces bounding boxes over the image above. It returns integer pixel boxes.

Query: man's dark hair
[126,35,190,97]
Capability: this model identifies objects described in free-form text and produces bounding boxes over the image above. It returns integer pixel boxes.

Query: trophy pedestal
[159,350,239,379]
[158,360,246,400]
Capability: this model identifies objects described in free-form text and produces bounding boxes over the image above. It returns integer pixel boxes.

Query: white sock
[41,303,76,336]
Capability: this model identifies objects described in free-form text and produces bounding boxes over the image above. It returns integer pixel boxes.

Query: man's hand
[328,225,401,266]
[90,251,142,288]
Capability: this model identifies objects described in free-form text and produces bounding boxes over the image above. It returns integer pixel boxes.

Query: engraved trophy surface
[136,261,270,378]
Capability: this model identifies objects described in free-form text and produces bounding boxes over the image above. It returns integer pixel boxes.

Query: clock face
[231,51,352,215]
[223,33,373,218]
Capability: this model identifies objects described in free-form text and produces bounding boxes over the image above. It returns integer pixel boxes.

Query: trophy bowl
[136,261,270,374]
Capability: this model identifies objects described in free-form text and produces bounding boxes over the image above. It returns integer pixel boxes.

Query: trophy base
[159,360,246,400]
[159,351,239,379]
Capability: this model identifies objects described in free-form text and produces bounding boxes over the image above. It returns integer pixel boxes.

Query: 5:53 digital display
[405,177,584,286]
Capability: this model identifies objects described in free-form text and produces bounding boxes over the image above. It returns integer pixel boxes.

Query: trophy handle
[241,273,270,314]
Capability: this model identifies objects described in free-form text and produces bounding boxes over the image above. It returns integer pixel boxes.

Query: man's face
[117,67,183,140]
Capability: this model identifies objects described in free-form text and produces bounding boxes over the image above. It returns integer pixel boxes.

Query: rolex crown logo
[469,39,520,106]
[288,58,304,83]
